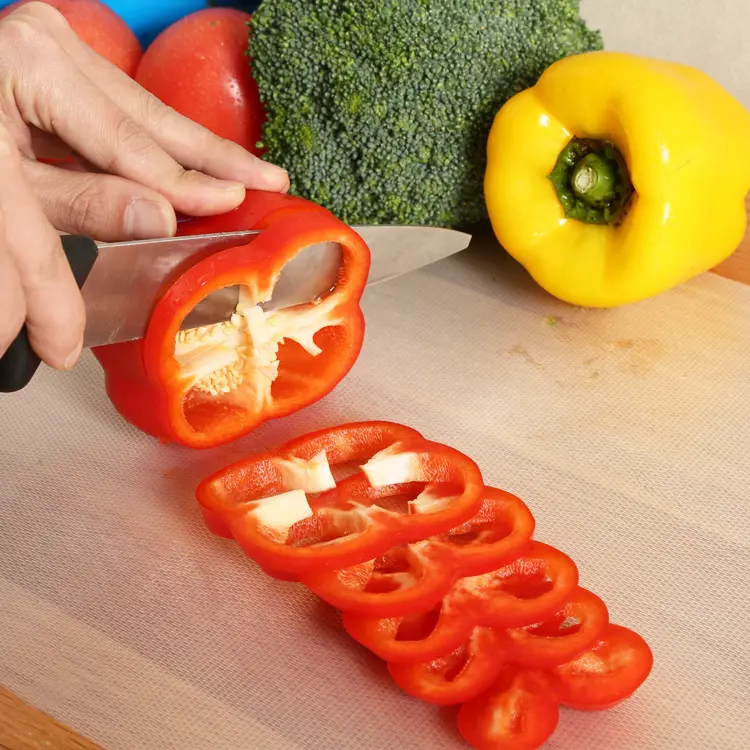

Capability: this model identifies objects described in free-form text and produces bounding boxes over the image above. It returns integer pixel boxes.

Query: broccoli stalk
[249,1,602,228]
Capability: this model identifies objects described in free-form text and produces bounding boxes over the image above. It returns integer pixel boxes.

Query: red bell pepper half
[457,665,560,750]
[342,541,579,664]
[195,421,486,576]
[301,488,535,618]
[549,623,654,711]
[93,191,370,449]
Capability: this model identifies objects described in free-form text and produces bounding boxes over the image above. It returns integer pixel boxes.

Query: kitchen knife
[0,224,471,393]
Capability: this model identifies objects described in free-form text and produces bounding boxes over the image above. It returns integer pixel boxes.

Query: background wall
[581,0,750,107]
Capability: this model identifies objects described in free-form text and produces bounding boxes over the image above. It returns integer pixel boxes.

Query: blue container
[0,1,260,47]
[101,0,207,45]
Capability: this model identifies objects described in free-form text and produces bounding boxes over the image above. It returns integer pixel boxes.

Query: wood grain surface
[2,198,749,749]
[0,688,101,750]
[711,197,750,284]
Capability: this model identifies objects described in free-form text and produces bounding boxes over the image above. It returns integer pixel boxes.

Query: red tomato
[135,8,265,155]
[0,0,142,77]
[457,666,559,750]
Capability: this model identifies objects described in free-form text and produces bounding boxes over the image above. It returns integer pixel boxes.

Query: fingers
[28,67,246,217]
[2,8,243,217]
[31,4,289,193]
[23,159,176,241]
[0,124,85,369]
[0,212,27,360]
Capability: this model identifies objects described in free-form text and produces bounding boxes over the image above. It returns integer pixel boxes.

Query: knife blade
[84,224,471,347]
[0,224,471,393]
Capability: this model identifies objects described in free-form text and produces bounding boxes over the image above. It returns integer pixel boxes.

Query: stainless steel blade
[355,225,472,287]
[184,226,473,327]
[82,225,471,347]
[82,230,259,347]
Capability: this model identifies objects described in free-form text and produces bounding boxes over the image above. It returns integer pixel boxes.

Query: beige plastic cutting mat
[1,236,749,750]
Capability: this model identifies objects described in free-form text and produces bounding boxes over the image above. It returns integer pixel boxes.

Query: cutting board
[2,203,750,750]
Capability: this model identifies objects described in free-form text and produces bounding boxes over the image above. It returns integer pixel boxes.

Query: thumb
[23,159,177,241]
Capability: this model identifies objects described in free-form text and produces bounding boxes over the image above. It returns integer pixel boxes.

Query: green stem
[549,138,634,225]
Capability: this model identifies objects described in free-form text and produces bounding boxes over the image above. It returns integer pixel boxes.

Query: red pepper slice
[385,587,608,705]
[549,623,654,711]
[387,627,506,706]
[200,420,422,541]
[342,541,579,664]
[301,488,535,618]
[501,586,610,668]
[195,422,486,575]
[457,665,560,750]
[92,191,369,448]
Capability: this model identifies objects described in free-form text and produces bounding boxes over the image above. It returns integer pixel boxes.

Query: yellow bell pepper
[484,51,750,308]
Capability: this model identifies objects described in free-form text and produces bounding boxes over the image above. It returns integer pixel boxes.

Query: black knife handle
[0,235,99,394]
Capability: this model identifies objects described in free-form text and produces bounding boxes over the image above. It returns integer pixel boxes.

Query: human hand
[0,1,288,370]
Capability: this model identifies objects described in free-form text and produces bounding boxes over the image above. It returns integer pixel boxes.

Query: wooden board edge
[0,687,103,750]
[710,195,750,285]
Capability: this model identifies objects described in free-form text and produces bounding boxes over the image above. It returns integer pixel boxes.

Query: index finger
[2,9,245,217]
[32,6,289,193]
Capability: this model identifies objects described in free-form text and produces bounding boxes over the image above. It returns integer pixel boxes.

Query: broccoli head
[249,1,602,227]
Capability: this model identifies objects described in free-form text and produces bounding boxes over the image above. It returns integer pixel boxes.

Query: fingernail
[257,163,290,191]
[63,338,83,370]
[125,198,176,239]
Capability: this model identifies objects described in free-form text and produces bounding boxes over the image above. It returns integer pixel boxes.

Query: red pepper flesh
[195,422,486,575]
[301,487,535,618]
[387,627,507,706]
[501,586,610,669]
[342,541,579,664]
[457,665,560,750]
[384,586,610,706]
[549,623,654,711]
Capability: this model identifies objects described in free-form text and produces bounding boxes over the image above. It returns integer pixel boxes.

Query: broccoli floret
[249,1,602,228]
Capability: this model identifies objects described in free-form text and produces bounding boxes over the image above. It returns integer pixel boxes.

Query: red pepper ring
[501,586,610,669]
[197,421,423,519]
[343,542,579,665]
[549,623,654,711]
[196,425,485,575]
[224,439,484,574]
[387,627,507,706]
[457,664,560,750]
[197,420,423,543]
[384,587,608,706]
[300,488,536,618]
[279,421,424,467]
[143,212,370,449]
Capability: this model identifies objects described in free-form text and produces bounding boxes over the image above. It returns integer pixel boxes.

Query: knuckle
[141,92,170,131]
[66,176,131,236]
[108,115,153,170]
[0,12,66,81]
[9,2,69,30]
[0,9,56,50]
[65,177,100,231]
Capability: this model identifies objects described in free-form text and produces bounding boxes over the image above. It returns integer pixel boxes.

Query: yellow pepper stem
[549,138,634,225]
